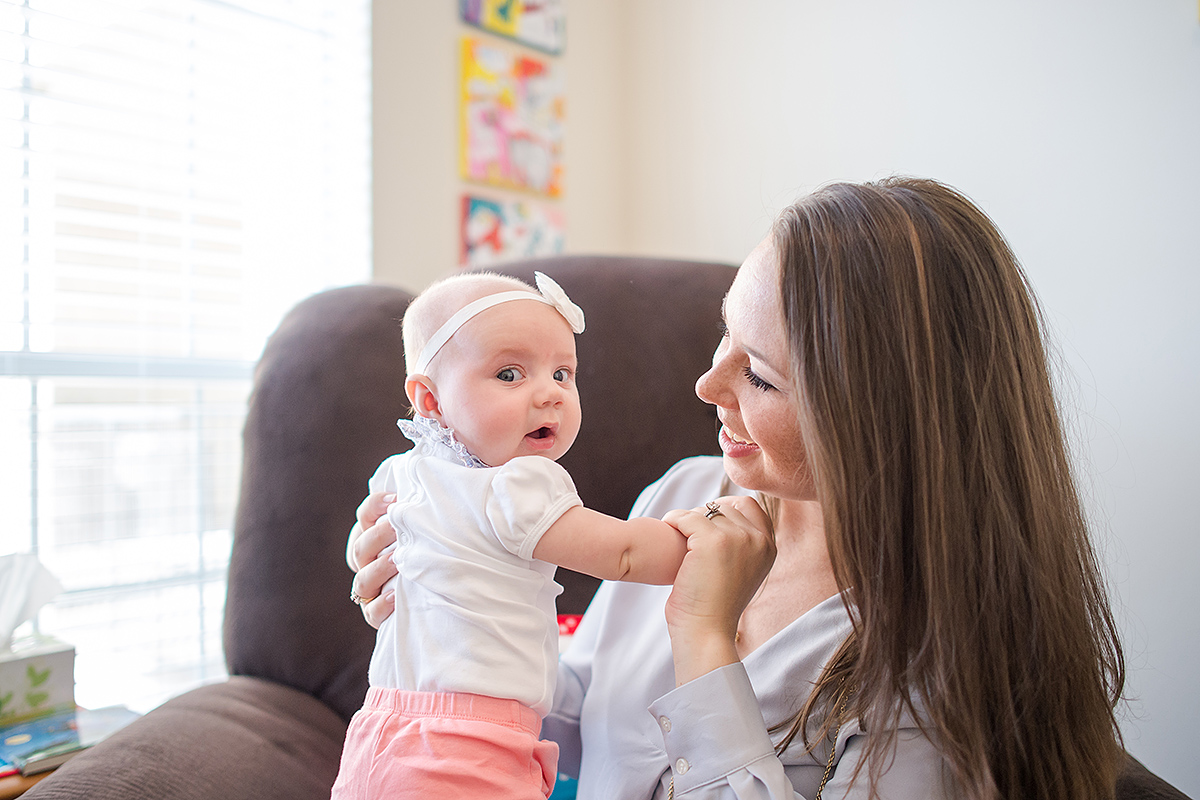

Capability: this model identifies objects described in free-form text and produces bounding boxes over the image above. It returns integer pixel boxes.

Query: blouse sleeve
[649,664,795,797]
[650,664,952,799]
[485,455,583,560]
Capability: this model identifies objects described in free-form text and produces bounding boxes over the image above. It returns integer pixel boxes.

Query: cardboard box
[0,636,75,726]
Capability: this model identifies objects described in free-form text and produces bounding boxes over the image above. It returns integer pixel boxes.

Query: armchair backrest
[224,256,737,722]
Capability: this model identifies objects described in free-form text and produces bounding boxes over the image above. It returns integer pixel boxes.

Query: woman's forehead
[725,237,789,371]
[726,238,781,326]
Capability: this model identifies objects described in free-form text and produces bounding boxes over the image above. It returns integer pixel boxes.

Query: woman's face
[695,237,815,501]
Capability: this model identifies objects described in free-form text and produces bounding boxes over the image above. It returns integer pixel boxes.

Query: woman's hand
[347,492,399,629]
[661,496,776,686]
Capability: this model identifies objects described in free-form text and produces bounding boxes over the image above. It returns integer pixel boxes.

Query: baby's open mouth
[524,425,559,450]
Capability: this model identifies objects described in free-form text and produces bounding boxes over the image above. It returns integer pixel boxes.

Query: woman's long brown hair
[770,178,1125,799]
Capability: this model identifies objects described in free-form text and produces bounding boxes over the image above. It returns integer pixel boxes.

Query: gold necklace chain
[666,682,850,800]
[813,683,851,800]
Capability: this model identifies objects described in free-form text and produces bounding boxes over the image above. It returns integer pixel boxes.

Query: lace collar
[397,415,488,469]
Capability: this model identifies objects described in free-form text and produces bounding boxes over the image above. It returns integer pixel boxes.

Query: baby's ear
[405,375,442,420]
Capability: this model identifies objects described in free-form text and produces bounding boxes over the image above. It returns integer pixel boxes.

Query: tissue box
[0,636,75,725]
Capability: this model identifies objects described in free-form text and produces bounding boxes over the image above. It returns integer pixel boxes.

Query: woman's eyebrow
[745,343,784,375]
[724,311,786,379]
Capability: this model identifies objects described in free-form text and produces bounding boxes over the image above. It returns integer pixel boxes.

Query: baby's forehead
[424,277,535,326]
[463,303,577,354]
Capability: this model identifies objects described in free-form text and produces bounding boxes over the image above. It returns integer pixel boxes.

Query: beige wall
[371,1,629,292]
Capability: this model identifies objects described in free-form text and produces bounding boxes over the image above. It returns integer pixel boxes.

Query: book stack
[0,705,140,778]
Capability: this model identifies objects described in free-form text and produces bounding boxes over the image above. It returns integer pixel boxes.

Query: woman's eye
[497,367,523,382]
[742,365,776,392]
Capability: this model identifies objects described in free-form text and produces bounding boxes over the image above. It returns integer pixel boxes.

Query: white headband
[413,271,585,375]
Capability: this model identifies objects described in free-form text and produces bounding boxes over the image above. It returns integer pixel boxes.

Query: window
[0,0,370,713]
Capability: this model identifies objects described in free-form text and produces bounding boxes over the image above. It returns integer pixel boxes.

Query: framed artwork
[459,36,564,198]
[460,194,565,267]
[459,0,566,55]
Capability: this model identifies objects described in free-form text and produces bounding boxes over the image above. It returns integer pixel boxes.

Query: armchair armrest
[23,678,345,800]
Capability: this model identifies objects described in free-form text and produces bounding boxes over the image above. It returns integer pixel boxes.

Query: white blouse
[543,456,954,799]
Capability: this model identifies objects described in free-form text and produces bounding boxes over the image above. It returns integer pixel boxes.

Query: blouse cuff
[647,663,776,794]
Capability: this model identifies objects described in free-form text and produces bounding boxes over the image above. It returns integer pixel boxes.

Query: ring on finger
[350,589,376,606]
[704,500,723,519]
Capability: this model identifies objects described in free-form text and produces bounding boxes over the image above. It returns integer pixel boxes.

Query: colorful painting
[460,195,565,267]
[460,36,564,198]
[459,0,566,55]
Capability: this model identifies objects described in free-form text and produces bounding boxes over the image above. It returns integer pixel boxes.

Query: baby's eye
[553,368,571,382]
[497,367,524,382]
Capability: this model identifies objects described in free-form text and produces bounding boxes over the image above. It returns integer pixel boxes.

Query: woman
[349,177,1126,799]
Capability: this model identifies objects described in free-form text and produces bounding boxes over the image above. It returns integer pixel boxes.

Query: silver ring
[704,501,723,519]
[350,589,375,606]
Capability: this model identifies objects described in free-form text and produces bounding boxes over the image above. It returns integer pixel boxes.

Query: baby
[330,271,688,800]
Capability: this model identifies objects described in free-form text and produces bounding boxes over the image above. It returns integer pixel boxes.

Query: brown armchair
[22,255,1189,800]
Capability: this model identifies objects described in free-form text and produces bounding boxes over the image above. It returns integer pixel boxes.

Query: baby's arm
[532,507,687,585]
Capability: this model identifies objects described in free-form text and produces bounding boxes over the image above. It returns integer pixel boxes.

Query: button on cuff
[647,662,778,793]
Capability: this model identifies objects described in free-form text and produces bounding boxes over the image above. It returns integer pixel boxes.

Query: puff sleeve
[485,456,583,560]
[366,453,404,495]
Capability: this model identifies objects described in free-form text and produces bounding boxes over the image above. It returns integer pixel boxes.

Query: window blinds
[0,0,370,712]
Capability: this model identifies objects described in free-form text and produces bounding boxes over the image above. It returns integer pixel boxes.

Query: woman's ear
[405,374,443,422]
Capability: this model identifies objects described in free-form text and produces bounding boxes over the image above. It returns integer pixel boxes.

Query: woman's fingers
[346,492,399,628]
[664,496,774,554]
[348,493,397,570]
[351,539,398,629]
[720,495,774,542]
[355,492,395,536]
[663,496,776,631]
[359,586,396,629]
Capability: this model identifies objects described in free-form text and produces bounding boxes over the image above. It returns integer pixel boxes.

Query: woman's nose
[695,348,729,406]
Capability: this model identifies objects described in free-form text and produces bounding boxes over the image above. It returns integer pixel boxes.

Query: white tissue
[0,554,63,652]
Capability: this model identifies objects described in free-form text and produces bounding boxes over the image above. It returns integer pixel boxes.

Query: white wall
[372,0,1200,792]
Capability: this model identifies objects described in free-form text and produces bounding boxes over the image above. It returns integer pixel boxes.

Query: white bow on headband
[413,272,585,375]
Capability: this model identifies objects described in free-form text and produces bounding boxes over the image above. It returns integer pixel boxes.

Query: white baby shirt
[366,418,582,718]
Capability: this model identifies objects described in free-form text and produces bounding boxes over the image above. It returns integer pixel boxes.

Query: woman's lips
[718,425,759,457]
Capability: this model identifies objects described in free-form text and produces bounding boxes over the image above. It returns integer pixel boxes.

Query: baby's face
[430,299,581,466]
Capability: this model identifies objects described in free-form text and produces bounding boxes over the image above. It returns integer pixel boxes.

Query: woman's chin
[721,456,817,502]
[720,454,764,491]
